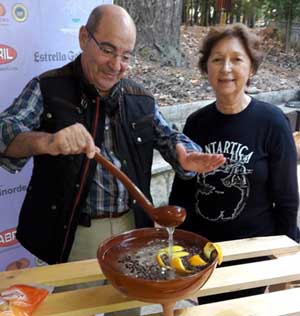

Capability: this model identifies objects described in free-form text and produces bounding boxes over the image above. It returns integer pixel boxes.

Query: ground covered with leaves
[127,26,300,106]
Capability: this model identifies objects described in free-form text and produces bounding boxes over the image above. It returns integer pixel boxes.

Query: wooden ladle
[94,152,186,227]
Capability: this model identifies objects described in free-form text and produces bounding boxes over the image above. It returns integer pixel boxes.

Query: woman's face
[207,36,253,99]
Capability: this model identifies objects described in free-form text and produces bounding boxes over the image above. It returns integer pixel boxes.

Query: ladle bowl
[97,227,218,316]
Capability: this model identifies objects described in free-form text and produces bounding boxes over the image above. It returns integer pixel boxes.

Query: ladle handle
[94,151,154,214]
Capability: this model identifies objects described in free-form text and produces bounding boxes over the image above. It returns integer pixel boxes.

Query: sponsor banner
[0,227,17,248]
[0,0,112,271]
[0,44,17,64]
[0,3,8,26]
[0,162,31,234]
[0,246,37,271]
[11,3,28,23]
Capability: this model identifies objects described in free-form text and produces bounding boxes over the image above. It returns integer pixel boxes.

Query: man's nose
[108,55,122,71]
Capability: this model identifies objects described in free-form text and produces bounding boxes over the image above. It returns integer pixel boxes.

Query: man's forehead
[94,16,136,48]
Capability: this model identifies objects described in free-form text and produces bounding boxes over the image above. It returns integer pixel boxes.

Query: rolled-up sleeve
[0,78,43,173]
[153,104,202,179]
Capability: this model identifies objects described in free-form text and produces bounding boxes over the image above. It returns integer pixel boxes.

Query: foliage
[182,0,300,26]
[261,0,300,23]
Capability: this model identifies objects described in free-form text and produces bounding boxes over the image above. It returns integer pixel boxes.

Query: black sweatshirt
[170,98,299,242]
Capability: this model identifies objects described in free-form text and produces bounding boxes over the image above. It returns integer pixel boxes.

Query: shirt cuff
[0,156,29,173]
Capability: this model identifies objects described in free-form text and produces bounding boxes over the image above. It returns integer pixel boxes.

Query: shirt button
[46,113,52,119]
[137,137,142,143]
[122,159,127,165]
[51,205,57,211]
[132,199,137,204]
[119,198,123,202]
[92,99,96,103]
[75,184,80,190]
[109,151,114,155]
[105,125,109,130]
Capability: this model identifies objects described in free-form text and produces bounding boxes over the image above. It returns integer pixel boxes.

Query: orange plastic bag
[0,284,50,316]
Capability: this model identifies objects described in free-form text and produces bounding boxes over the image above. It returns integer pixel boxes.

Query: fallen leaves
[127,26,300,106]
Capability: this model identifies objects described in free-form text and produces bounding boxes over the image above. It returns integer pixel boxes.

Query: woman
[169,23,299,302]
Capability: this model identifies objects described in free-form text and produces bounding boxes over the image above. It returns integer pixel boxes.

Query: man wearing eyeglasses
[0,4,225,269]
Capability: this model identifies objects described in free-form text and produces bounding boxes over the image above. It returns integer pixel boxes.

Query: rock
[246,86,261,94]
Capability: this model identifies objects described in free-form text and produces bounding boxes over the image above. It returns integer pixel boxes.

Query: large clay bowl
[97,228,217,304]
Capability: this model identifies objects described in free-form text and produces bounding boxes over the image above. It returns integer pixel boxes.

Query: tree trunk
[193,0,201,25]
[285,0,293,53]
[200,0,209,26]
[115,0,183,66]
[182,0,188,25]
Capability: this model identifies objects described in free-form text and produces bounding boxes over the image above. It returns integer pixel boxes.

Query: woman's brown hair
[198,23,264,76]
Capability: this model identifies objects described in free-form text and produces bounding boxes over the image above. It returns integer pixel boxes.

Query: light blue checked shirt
[0,78,201,216]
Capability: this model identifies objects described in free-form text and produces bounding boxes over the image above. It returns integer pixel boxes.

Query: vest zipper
[59,97,100,262]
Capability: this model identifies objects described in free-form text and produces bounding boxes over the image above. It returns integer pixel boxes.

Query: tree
[262,0,300,51]
[199,0,211,26]
[115,0,183,66]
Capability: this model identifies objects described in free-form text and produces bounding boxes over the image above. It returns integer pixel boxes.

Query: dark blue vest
[16,56,156,263]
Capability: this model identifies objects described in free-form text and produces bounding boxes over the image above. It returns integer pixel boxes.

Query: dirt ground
[127,26,300,106]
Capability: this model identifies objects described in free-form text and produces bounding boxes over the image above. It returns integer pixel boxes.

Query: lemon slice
[156,254,166,267]
[189,254,207,266]
[158,245,184,255]
[170,257,192,274]
[172,251,189,258]
[203,242,223,265]
[156,246,189,268]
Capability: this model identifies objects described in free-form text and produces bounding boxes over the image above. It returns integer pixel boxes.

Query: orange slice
[189,254,207,266]
[156,246,189,268]
[170,257,192,274]
[203,242,223,265]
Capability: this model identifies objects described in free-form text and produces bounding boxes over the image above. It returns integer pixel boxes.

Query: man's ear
[79,26,89,50]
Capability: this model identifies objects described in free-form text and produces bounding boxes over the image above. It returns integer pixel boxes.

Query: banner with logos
[0,0,112,272]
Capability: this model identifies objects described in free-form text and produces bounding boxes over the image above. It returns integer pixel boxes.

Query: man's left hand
[176,144,226,174]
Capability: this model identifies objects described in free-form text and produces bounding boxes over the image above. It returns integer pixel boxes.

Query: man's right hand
[47,123,99,159]
[3,123,99,159]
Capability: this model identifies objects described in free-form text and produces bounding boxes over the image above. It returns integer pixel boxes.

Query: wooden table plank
[1,235,298,291]
[0,259,103,291]
[33,254,300,316]
[218,235,300,261]
[148,288,300,316]
[197,254,300,297]
[34,285,146,316]
[174,287,300,316]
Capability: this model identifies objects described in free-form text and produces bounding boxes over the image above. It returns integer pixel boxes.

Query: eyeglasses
[86,28,134,65]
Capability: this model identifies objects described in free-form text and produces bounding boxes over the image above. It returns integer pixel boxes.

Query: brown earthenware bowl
[97,228,217,315]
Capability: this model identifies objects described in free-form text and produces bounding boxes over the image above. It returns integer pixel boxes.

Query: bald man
[0,4,225,266]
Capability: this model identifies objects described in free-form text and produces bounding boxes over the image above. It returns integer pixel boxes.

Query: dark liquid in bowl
[115,237,214,280]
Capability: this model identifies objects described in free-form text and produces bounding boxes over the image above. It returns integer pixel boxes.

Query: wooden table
[1,235,300,316]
